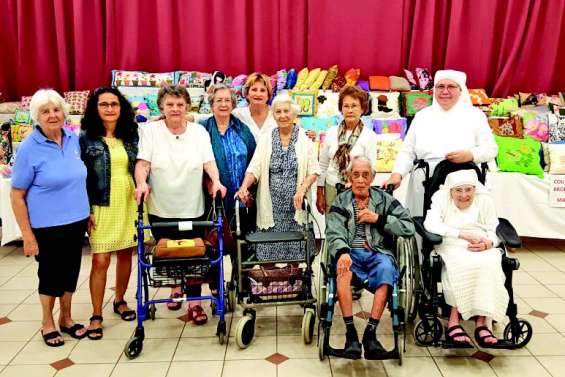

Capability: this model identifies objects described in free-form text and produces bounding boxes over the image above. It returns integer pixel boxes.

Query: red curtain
[1,0,564,100]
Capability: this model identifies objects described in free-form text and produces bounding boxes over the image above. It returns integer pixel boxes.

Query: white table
[0,177,21,245]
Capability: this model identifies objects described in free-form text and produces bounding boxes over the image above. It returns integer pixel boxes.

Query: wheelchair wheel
[302,308,316,344]
[124,336,143,359]
[318,323,329,361]
[397,236,417,324]
[227,285,236,313]
[316,241,329,319]
[235,314,255,349]
[414,317,443,346]
[503,319,533,348]
[148,304,156,321]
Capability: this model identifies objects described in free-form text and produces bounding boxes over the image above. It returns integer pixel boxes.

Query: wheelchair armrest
[496,218,522,249]
[413,217,443,245]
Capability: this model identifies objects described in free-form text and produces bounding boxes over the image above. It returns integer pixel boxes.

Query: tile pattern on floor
[0,238,564,376]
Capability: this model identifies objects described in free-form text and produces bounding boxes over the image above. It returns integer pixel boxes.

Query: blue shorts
[349,248,397,292]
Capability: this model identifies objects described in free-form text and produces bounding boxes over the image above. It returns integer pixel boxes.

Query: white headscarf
[432,69,473,110]
[440,169,488,195]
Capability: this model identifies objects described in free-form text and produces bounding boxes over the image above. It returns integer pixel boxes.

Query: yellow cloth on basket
[90,137,147,253]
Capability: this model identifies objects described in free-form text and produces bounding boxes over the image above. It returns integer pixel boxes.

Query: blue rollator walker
[124,194,227,359]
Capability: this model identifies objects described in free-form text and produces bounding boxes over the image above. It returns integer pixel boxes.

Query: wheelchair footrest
[245,231,304,244]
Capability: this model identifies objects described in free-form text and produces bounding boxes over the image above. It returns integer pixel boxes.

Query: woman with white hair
[424,169,508,348]
[235,94,320,260]
[11,89,90,347]
[385,70,498,216]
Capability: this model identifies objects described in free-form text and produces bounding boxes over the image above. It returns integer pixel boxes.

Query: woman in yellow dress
[80,87,140,340]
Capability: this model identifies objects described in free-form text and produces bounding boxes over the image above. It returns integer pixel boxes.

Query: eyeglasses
[342,104,360,110]
[435,84,460,92]
[214,98,232,104]
[98,102,120,109]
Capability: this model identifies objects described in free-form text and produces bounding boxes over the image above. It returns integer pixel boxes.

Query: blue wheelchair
[123,195,227,359]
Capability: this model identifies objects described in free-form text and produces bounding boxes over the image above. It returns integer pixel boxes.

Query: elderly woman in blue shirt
[11,89,90,347]
[200,84,256,222]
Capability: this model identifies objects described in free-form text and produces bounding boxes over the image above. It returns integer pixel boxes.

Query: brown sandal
[187,305,208,325]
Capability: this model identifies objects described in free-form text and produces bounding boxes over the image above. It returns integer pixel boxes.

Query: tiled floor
[1,238,565,376]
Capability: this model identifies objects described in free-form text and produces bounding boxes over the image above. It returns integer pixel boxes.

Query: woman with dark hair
[79,87,139,340]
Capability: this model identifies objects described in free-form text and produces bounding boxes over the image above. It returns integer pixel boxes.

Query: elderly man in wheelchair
[325,156,415,359]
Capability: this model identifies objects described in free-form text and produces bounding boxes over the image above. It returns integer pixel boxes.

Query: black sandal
[474,325,508,349]
[42,330,65,347]
[445,325,474,348]
[113,300,136,321]
[60,323,87,339]
[87,315,104,341]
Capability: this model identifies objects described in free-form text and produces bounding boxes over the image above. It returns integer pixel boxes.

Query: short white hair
[271,93,300,115]
[347,155,376,176]
[29,89,69,123]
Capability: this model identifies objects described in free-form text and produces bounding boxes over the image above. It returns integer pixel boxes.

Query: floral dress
[255,127,304,261]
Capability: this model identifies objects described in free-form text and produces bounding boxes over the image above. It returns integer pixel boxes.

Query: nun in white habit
[386,69,497,217]
[424,169,509,347]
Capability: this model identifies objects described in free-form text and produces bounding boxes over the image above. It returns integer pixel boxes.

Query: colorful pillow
[468,89,492,105]
[547,143,565,174]
[286,69,298,89]
[369,91,400,118]
[519,92,539,106]
[0,102,21,113]
[302,68,321,90]
[143,95,160,116]
[0,123,12,165]
[542,143,550,172]
[489,98,519,117]
[322,65,338,90]
[344,68,360,86]
[63,115,82,135]
[300,115,339,142]
[289,90,318,116]
[402,91,432,116]
[295,68,309,90]
[376,134,403,173]
[548,113,565,143]
[372,117,407,139]
[11,123,33,142]
[389,76,411,91]
[276,70,288,91]
[175,71,211,88]
[495,135,544,178]
[113,70,173,87]
[369,76,391,91]
[523,113,549,142]
[20,96,32,111]
[403,69,418,90]
[415,68,433,90]
[357,80,370,92]
[14,109,31,124]
[316,91,340,117]
[488,116,523,138]
[331,76,347,92]
[64,90,89,114]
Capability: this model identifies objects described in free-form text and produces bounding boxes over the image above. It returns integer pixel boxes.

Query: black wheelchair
[411,159,533,349]
[316,186,419,365]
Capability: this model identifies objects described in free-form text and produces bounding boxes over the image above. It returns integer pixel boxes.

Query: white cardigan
[246,128,320,229]
[317,125,378,187]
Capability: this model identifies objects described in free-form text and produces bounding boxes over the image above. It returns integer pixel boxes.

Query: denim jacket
[326,187,415,261]
[79,132,138,207]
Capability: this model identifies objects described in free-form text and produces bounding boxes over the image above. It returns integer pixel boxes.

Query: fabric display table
[0,177,21,245]
[489,172,565,240]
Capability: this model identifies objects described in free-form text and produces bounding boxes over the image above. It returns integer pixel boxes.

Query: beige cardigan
[246,128,320,229]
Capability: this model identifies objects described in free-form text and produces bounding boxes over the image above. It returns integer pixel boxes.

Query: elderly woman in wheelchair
[423,169,509,348]
[325,156,415,359]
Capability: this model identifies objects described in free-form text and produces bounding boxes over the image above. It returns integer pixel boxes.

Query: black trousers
[33,218,89,297]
